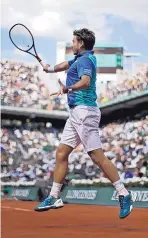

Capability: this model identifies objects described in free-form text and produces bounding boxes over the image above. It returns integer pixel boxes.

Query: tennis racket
[9,23,44,68]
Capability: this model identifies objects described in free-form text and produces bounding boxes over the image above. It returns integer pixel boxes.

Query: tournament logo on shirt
[84,69,92,75]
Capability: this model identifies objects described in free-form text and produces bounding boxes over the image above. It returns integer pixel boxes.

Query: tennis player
[35,28,137,218]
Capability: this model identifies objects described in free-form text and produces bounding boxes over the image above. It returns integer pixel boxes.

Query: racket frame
[9,23,44,67]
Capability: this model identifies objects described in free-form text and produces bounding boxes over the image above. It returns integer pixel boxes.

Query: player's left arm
[68,57,93,91]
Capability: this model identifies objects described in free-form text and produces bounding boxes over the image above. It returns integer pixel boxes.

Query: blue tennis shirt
[66,50,97,106]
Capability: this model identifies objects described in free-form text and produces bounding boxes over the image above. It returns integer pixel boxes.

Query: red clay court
[2,200,148,238]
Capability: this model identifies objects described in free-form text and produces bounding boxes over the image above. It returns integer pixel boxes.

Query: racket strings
[10,25,33,52]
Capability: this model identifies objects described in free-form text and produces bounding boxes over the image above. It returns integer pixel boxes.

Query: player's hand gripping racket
[9,23,44,68]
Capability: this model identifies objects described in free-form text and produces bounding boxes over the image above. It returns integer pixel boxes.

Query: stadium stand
[1,59,148,110]
[1,59,67,111]
[1,117,148,183]
[1,59,148,185]
[98,65,148,104]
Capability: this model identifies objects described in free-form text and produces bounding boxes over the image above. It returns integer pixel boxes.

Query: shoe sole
[120,192,137,219]
[34,206,64,212]
[34,207,51,212]
[34,200,64,212]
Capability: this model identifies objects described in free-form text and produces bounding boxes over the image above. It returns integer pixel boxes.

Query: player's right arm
[43,59,75,73]
[43,61,69,73]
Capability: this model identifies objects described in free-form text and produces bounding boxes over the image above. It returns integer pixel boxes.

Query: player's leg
[73,106,137,219]
[35,118,80,212]
[88,149,137,219]
[88,149,123,184]
[49,143,73,198]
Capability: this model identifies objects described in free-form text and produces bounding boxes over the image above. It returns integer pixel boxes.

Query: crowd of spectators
[0,59,68,111]
[1,59,50,109]
[98,65,148,104]
[1,59,148,111]
[1,59,148,184]
[1,116,148,184]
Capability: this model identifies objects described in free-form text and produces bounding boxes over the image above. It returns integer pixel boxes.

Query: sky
[1,0,148,68]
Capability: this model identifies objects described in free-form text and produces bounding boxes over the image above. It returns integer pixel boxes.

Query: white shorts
[60,105,102,153]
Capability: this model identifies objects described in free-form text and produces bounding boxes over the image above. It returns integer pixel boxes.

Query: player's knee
[88,150,97,163]
[88,148,104,164]
[56,145,70,162]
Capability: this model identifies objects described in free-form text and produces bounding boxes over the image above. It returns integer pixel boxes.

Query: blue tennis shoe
[34,196,64,212]
[119,191,137,219]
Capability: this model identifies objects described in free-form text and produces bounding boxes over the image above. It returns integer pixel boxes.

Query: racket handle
[36,55,45,68]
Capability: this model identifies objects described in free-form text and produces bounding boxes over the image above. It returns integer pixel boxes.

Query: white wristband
[47,66,55,73]
[68,88,73,93]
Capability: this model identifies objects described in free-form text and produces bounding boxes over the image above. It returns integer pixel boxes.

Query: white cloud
[1,0,148,41]
[133,24,148,39]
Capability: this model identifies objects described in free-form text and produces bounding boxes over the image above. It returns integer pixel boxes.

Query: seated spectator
[1,116,148,182]
[1,59,148,111]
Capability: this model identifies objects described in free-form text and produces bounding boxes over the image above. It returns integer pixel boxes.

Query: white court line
[2,206,32,212]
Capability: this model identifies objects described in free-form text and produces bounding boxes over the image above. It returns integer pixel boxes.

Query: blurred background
[1,0,148,191]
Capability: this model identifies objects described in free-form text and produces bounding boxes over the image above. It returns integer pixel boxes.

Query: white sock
[49,182,63,198]
[113,180,129,196]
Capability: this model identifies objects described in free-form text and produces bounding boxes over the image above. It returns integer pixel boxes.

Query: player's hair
[73,28,95,50]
